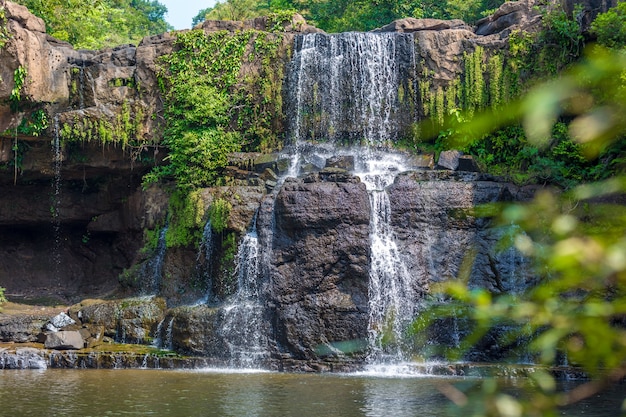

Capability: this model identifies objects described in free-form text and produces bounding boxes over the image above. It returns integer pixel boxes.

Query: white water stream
[219,214,268,368]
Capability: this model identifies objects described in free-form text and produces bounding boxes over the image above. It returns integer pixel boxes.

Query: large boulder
[44,330,84,349]
[476,0,543,36]
[266,174,371,359]
[374,18,470,33]
[75,297,166,344]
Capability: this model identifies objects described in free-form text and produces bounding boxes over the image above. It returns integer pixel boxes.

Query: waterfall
[219,213,268,368]
[51,116,62,285]
[165,317,174,351]
[196,219,214,303]
[140,225,167,295]
[288,32,416,146]
[355,154,418,364]
[285,32,421,366]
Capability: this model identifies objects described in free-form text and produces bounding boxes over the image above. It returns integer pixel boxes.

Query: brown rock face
[476,0,542,36]
[44,330,84,349]
[265,174,371,359]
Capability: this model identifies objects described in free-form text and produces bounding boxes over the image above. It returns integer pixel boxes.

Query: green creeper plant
[0,5,10,50]
[149,28,285,190]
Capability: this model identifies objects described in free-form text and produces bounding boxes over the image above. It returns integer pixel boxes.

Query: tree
[591,2,626,49]
[192,7,214,26]
[13,0,172,49]
[206,0,260,21]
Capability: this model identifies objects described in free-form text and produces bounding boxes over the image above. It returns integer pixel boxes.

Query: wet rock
[269,175,370,359]
[0,347,47,369]
[253,153,281,173]
[458,155,480,172]
[260,168,278,182]
[76,297,166,344]
[387,171,533,294]
[44,330,85,350]
[167,305,224,356]
[325,155,355,171]
[406,153,435,170]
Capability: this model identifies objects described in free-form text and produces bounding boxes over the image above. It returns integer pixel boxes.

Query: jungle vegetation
[11,0,172,49]
[195,0,507,32]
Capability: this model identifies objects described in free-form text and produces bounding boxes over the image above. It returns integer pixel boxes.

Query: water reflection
[361,377,448,416]
[0,369,623,417]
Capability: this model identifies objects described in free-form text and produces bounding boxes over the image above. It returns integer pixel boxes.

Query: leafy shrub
[591,3,626,49]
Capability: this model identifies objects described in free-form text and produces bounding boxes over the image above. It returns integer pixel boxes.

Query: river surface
[0,369,623,416]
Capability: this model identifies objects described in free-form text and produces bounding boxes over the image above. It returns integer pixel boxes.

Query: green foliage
[591,3,626,49]
[141,226,163,255]
[195,0,506,32]
[206,0,260,21]
[59,101,145,149]
[17,109,49,136]
[150,28,285,190]
[459,122,594,188]
[208,198,232,234]
[445,0,486,23]
[462,46,486,116]
[420,5,612,188]
[165,189,205,248]
[0,5,10,50]
[13,0,172,49]
[420,48,626,417]
[267,9,298,32]
[191,7,214,26]
[538,7,584,74]
[0,286,6,308]
[10,65,27,112]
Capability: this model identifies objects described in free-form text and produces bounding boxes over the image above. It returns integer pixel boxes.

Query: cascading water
[51,116,62,285]
[218,213,268,368]
[286,31,422,366]
[287,32,416,147]
[196,219,214,303]
[354,154,419,365]
[140,225,167,295]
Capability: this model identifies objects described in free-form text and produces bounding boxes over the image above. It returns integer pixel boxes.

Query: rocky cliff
[0,0,606,367]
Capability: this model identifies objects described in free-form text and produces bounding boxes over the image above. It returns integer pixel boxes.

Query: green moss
[164,190,205,249]
[0,286,6,310]
[208,198,231,234]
